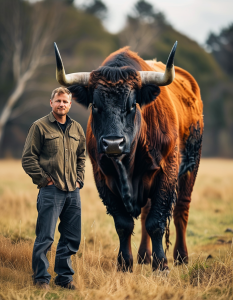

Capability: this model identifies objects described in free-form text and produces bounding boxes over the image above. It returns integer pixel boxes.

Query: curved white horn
[139,41,177,86]
[54,42,90,86]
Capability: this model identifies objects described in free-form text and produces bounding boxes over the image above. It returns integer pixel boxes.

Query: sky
[75,0,233,46]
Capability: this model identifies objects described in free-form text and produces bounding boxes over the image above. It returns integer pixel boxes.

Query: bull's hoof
[137,249,152,265]
[117,263,133,272]
[151,257,169,272]
[174,250,188,265]
[174,256,188,265]
[117,254,133,272]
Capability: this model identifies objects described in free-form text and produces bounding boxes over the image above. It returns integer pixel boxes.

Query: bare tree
[0,0,60,152]
[119,18,160,54]
[118,0,166,55]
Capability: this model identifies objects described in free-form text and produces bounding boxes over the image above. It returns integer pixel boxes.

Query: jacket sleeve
[76,126,86,189]
[22,123,50,188]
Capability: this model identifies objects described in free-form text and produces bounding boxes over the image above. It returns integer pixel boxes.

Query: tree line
[0,0,232,157]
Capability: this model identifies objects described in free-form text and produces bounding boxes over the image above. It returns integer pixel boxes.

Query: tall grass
[0,159,233,299]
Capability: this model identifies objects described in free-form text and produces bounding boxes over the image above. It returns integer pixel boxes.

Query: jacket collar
[48,111,73,124]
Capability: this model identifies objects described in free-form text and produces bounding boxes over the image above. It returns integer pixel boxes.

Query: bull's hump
[144,60,166,72]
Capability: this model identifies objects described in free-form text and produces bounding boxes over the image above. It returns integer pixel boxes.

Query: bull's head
[54,42,177,158]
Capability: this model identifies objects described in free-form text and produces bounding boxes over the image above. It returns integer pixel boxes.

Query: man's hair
[51,87,72,101]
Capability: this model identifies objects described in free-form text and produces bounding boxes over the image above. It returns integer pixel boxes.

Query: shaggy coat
[70,47,203,271]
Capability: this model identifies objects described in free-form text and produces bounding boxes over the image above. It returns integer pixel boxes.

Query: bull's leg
[145,204,169,271]
[174,123,202,264]
[95,181,134,272]
[138,199,152,264]
[173,170,200,264]
[145,188,177,271]
[174,155,202,264]
[173,187,190,264]
[113,212,134,272]
[146,150,179,271]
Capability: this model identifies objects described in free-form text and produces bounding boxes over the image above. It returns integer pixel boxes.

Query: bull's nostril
[102,136,125,154]
[119,139,125,147]
[103,140,108,147]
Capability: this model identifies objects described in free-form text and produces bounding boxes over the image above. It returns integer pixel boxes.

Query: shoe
[63,281,76,290]
[35,282,50,290]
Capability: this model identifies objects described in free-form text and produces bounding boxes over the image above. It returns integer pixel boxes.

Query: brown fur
[86,47,204,266]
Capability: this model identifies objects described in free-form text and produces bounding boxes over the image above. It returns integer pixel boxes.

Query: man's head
[50,87,72,117]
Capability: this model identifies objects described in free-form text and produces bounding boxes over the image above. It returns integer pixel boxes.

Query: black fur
[179,121,202,178]
[104,52,143,70]
[92,66,139,84]
[68,85,90,107]
[69,49,161,109]
[69,75,160,109]
[139,84,160,106]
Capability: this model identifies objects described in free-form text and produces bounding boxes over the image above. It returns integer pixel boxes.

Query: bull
[54,41,203,271]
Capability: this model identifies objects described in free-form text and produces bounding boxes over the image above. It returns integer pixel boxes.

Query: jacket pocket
[44,133,60,153]
[69,132,80,153]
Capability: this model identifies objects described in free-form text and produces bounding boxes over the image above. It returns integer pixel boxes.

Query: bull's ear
[68,85,91,108]
[138,84,160,106]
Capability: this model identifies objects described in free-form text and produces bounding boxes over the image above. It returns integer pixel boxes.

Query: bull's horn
[139,41,177,86]
[54,42,90,86]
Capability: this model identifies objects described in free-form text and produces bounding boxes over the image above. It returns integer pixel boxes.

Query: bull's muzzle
[102,136,126,156]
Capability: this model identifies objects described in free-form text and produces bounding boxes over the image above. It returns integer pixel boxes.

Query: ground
[0,158,232,300]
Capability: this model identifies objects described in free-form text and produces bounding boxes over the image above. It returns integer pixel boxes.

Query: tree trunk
[0,68,34,154]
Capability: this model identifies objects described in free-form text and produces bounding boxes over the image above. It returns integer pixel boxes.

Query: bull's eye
[129,103,136,112]
[92,103,99,112]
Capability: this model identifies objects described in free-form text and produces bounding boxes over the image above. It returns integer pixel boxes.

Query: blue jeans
[32,185,81,286]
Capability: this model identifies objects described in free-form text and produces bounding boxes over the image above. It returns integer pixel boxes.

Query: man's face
[50,92,72,116]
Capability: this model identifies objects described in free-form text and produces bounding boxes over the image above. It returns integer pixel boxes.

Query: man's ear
[68,85,91,108]
[137,84,160,107]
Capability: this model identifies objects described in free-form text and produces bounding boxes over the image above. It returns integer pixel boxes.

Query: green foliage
[130,0,166,24]
[45,0,75,5]
[134,0,154,19]
[0,0,233,158]
[0,1,118,158]
[83,0,107,20]
[143,27,223,85]
[206,23,233,77]
[121,2,232,157]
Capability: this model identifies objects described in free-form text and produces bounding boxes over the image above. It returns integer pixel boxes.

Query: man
[22,87,86,290]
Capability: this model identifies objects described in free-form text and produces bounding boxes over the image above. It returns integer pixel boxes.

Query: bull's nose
[102,136,126,155]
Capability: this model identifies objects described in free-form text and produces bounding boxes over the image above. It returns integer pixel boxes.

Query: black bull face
[92,85,140,156]
[69,66,161,158]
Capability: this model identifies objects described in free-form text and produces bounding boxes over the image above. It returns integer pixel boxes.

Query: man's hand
[76,181,80,189]
[47,177,54,186]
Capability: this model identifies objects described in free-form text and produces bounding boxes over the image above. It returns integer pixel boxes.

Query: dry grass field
[0,158,232,300]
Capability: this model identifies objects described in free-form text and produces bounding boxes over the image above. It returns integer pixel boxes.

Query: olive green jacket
[22,111,86,191]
